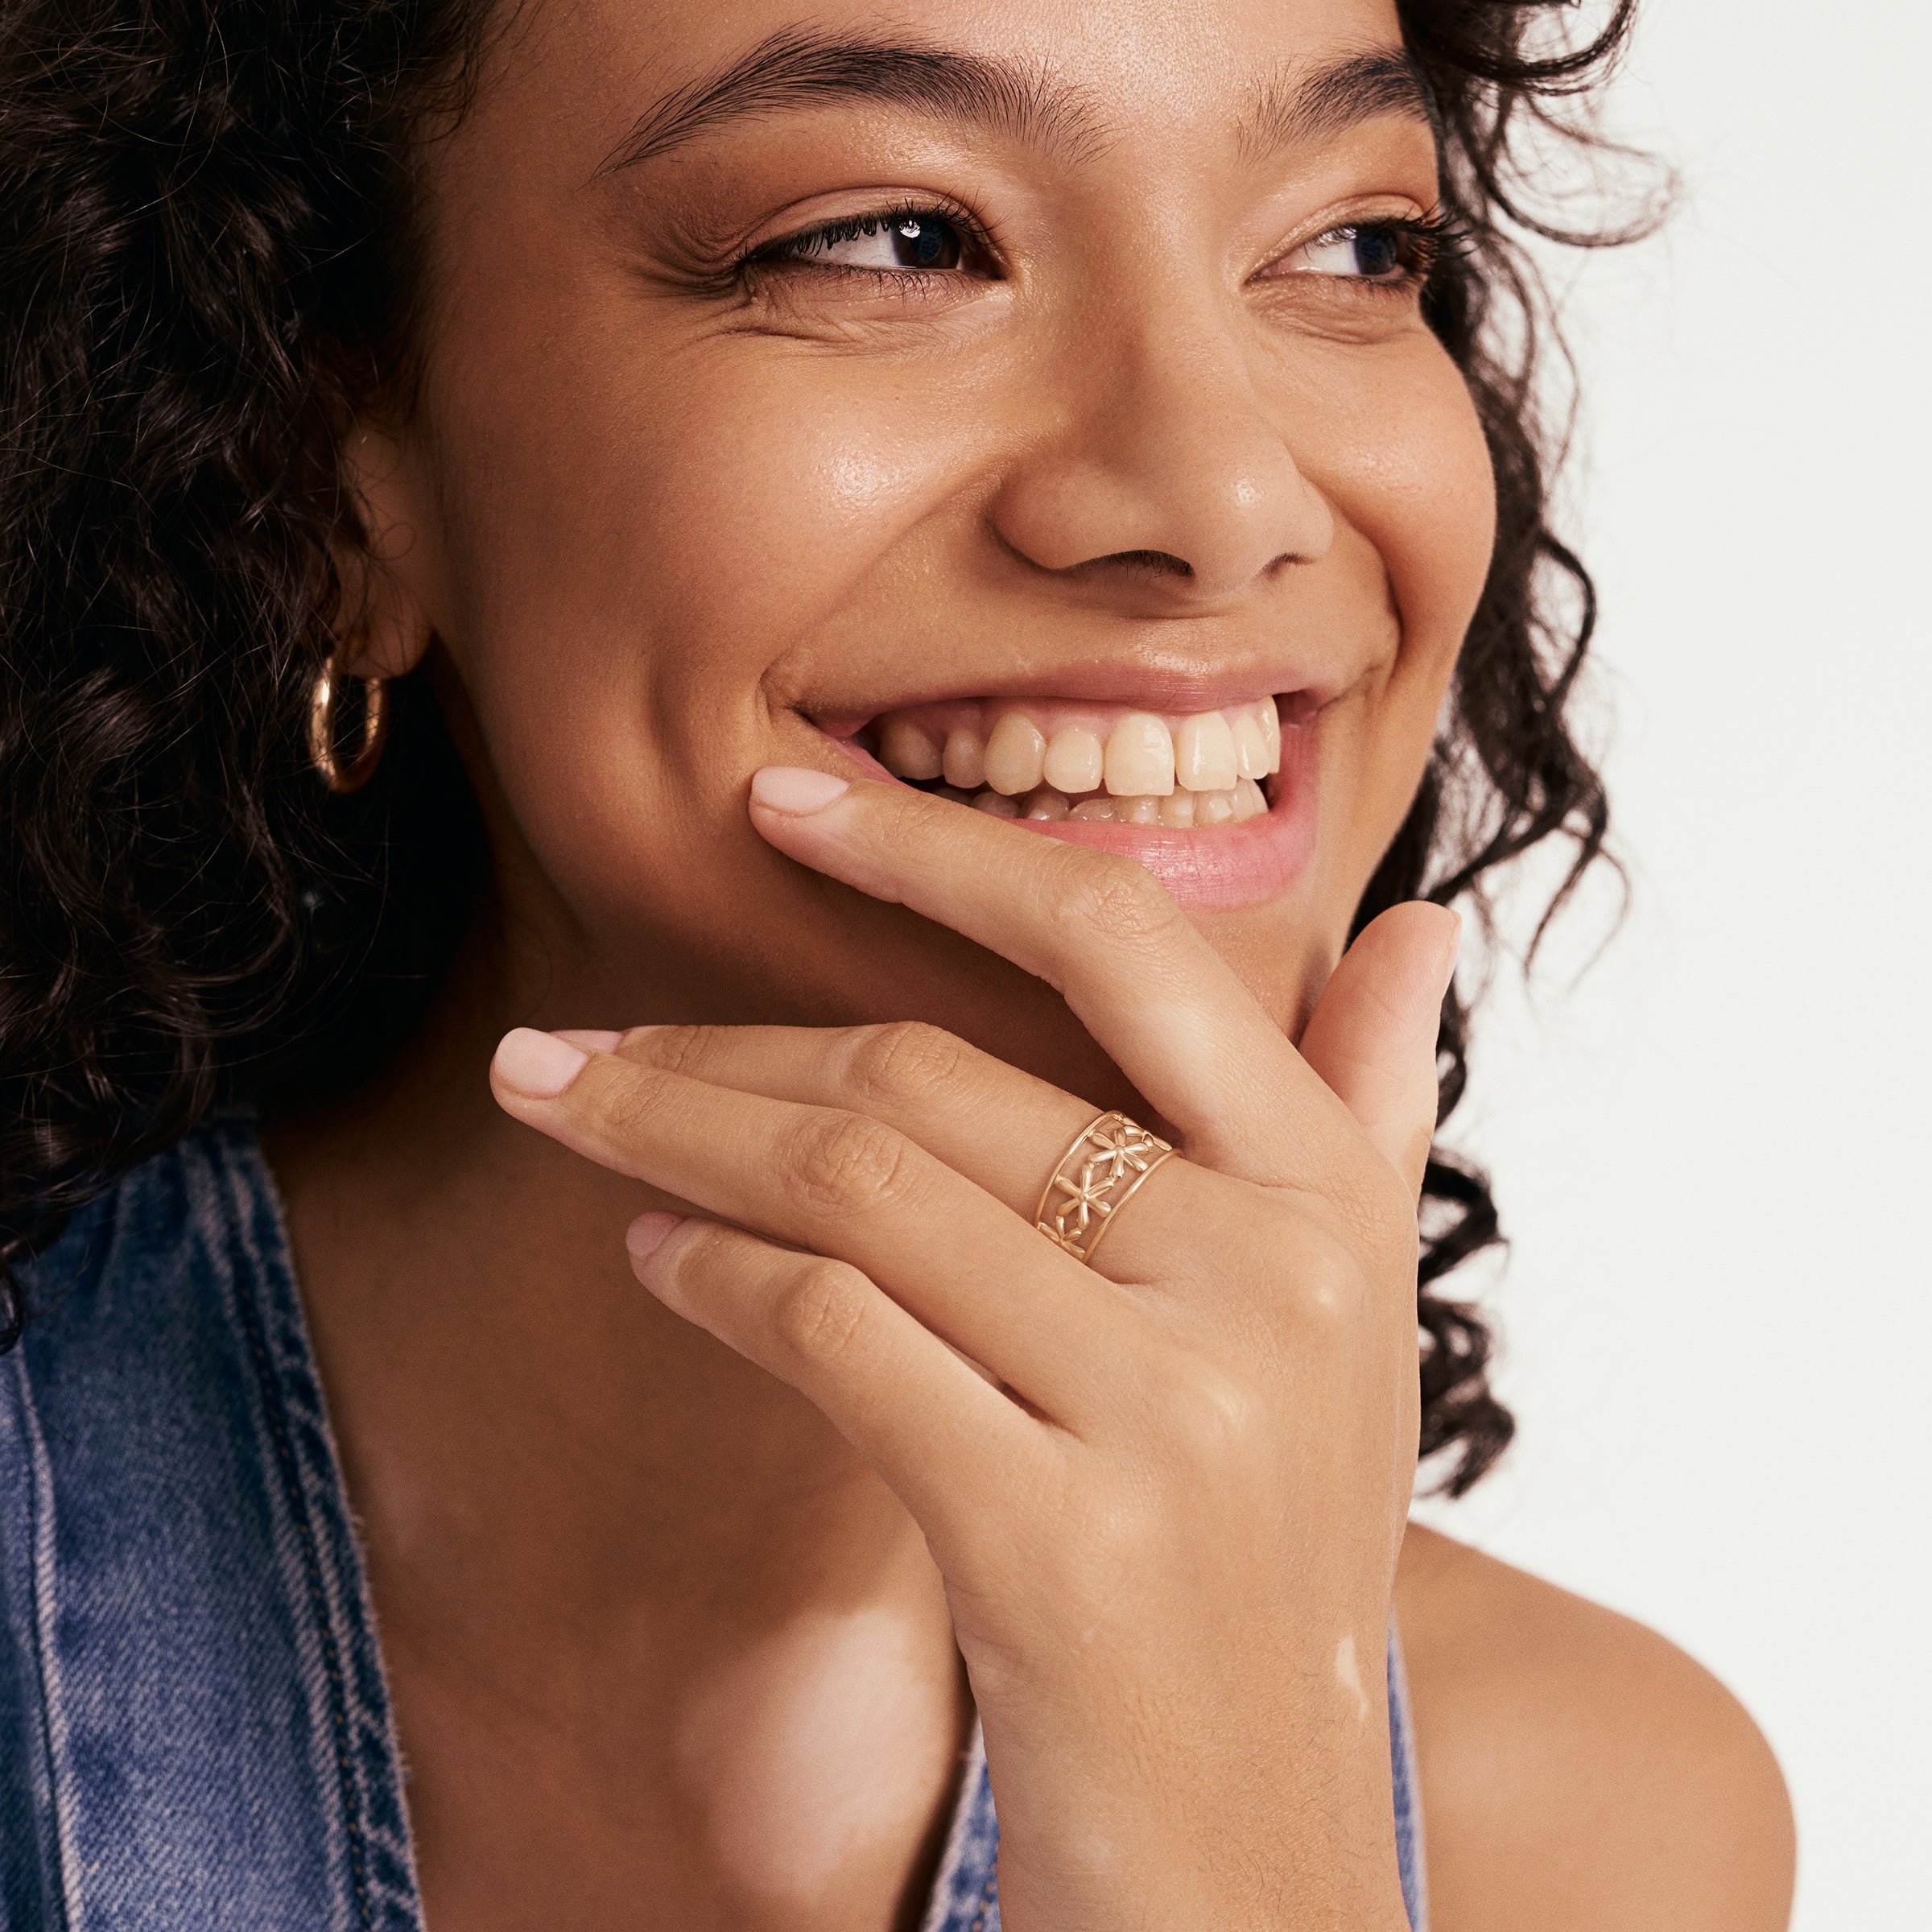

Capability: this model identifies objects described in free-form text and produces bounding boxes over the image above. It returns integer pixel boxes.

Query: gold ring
[1034,1111,1174,1265]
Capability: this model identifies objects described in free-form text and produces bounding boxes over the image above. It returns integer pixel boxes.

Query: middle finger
[749,772,1364,1191]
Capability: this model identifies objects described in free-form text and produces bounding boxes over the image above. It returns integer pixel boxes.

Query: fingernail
[750,766,851,815]
[625,1212,683,1265]
[553,1028,624,1052]
[493,1028,590,1097]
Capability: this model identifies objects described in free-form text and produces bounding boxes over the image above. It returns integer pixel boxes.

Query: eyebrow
[598,27,1105,174]
[597,27,1437,178]
[1239,47,1441,161]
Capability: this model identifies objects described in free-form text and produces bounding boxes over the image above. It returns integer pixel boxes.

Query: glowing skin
[675,1607,961,1905]
[262,0,1802,1922]
[258,0,1559,1928]
[1334,1629,1372,1727]
[335,0,1492,1073]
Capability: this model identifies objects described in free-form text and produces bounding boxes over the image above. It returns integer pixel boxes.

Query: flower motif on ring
[1037,1113,1174,1261]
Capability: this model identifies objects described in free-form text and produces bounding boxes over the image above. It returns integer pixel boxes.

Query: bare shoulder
[1393,1522,1794,1932]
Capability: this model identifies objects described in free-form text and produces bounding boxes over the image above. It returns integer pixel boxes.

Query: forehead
[528,0,1414,156]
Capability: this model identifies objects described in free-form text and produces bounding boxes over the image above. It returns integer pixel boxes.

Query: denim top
[0,1117,1428,1930]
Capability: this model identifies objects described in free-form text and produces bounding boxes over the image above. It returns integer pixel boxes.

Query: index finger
[748,767,1360,1187]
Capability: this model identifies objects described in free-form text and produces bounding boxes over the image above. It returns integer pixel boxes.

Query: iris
[891,217,959,269]
[1348,225,1402,278]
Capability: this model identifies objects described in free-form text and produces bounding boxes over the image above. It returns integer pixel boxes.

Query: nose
[989,314,1335,603]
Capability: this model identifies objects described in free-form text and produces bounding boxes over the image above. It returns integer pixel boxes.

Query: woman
[0,0,1795,1926]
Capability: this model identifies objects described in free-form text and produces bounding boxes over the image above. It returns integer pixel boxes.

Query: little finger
[630,1213,1048,1538]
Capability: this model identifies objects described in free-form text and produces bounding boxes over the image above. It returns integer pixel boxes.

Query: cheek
[407,301,1007,933]
[1309,345,1495,766]
[1310,346,1497,684]
[589,366,975,650]
[1283,345,1496,943]
[432,341,985,714]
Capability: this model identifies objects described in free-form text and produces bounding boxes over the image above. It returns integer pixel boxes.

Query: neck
[262,926,951,1702]
[258,810,987,1929]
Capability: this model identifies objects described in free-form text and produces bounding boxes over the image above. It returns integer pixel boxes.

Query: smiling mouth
[812,687,1319,910]
[840,692,1294,826]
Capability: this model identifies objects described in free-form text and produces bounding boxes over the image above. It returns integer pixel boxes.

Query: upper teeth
[877,698,1281,798]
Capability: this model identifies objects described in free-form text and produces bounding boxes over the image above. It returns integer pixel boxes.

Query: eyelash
[731,201,1467,299]
[735,198,991,295]
[1275,208,1468,295]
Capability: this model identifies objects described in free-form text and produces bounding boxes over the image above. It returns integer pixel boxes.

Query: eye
[766,208,968,273]
[1267,215,1451,287]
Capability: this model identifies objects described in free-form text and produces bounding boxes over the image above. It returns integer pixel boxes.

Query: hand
[490,768,1458,1932]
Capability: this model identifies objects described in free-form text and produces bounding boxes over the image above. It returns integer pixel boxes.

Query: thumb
[1298,902,1461,1199]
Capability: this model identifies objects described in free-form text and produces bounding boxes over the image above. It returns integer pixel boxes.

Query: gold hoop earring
[308,654,390,794]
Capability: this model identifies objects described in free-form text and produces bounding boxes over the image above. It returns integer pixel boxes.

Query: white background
[1410,4,1930,1926]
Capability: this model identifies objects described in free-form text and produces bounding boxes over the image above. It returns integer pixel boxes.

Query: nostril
[1086,548,1193,580]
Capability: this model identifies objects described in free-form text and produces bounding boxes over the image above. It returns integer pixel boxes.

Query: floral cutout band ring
[1034,1111,1176,1265]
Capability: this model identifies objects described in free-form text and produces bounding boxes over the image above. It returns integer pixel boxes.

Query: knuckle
[1158,1355,1269,1472]
[656,1218,732,1298]
[784,1110,923,1216]
[844,1020,972,1108]
[1297,1258,1375,1337]
[593,1063,673,1145]
[1275,1228,1408,1358]
[1053,852,1182,950]
[632,1023,724,1079]
[771,1257,873,1364]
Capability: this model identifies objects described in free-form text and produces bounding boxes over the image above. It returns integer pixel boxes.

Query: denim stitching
[222,1171,374,1932]
[7,1352,77,1931]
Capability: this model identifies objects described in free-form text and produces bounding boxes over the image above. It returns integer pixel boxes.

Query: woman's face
[363,0,1494,1096]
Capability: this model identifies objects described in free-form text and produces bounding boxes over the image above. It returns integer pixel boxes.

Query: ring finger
[584,1018,1230,1294]
[491,1030,1152,1426]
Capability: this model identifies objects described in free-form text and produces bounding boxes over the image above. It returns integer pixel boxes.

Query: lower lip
[830,726,1317,912]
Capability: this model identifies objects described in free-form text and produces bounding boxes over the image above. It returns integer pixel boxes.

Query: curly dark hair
[0,0,1651,1494]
